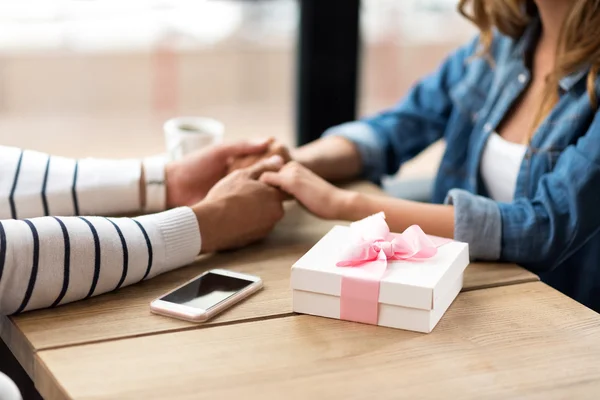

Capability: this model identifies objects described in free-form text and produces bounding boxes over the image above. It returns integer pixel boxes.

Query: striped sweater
[0,146,201,315]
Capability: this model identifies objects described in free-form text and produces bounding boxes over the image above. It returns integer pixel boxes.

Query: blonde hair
[457,0,600,138]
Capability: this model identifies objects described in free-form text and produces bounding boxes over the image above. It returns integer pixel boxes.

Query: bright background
[0,0,475,178]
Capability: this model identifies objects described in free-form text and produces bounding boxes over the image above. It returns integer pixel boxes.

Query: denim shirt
[325,21,600,311]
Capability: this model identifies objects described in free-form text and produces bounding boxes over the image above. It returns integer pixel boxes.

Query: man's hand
[192,156,286,253]
[227,139,292,174]
[165,139,273,208]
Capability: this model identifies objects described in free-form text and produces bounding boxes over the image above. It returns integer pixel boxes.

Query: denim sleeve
[445,189,502,260]
[448,112,600,271]
[324,35,480,184]
[497,116,600,272]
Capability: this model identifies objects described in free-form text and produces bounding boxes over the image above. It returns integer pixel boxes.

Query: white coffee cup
[164,117,224,161]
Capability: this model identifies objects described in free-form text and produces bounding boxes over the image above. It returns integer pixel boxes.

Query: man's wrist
[139,167,146,209]
[191,200,225,254]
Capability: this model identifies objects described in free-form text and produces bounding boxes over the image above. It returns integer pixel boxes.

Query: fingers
[260,171,283,188]
[260,173,292,201]
[260,161,306,192]
[220,138,274,158]
[227,154,262,172]
[243,155,284,179]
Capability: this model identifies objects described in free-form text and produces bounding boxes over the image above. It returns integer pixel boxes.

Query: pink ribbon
[336,212,449,325]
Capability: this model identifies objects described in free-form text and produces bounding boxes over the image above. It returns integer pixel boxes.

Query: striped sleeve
[0,145,143,219]
[0,207,201,315]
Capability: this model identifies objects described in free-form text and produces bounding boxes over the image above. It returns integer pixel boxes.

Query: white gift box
[291,225,470,333]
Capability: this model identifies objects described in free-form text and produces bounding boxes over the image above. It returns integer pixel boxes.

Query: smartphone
[150,269,263,323]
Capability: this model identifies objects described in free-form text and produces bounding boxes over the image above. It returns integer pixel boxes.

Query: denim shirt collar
[514,15,589,92]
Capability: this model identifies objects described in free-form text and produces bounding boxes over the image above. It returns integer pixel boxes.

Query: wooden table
[0,112,542,399]
[1,183,537,378]
[33,282,600,400]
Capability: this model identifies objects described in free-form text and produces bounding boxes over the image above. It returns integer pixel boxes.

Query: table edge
[34,353,70,400]
[0,315,36,378]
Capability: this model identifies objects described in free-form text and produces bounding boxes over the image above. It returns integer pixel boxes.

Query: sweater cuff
[445,189,502,260]
[141,207,201,275]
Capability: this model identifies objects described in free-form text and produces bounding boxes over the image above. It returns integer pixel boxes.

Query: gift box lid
[291,225,469,311]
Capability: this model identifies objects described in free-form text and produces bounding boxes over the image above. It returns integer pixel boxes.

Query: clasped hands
[164,138,351,253]
[228,138,351,220]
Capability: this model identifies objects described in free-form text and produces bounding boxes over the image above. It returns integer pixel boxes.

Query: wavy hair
[457,0,600,138]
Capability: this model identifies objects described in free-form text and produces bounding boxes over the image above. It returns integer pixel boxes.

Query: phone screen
[160,272,254,311]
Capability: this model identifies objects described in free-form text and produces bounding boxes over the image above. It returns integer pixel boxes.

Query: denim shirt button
[518,73,527,84]
[484,123,492,132]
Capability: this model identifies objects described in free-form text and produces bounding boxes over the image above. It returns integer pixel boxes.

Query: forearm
[340,191,455,238]
[0,208,200,315]
[293,136,362,182]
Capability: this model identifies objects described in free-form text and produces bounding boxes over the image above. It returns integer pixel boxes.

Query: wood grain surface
[35,282,600,400]
[7,190,536,353]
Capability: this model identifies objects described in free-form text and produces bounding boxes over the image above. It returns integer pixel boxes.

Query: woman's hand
[260,161,353,220]
[165,139,272,208]
[228,139,292,174]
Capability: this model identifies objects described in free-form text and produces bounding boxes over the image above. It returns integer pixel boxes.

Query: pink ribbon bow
[336,212,449,325]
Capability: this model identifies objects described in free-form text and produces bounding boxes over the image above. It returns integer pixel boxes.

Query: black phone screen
[160,272,253,310]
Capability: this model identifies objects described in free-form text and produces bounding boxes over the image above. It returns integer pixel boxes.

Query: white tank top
[480,132,527,203]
